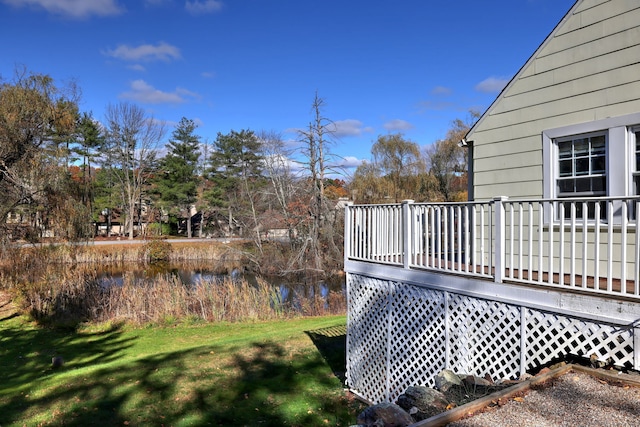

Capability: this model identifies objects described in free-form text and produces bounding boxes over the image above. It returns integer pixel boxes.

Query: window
[633,130,640,196]
[556,132,607,197]
[554,132,607,219]
[543,113,640,223]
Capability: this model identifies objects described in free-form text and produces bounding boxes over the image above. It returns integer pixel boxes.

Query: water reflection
[96,262,345,308]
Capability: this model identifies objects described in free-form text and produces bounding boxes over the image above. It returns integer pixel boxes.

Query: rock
[518,373,533,381]
[356,402,414,427]
[52,356,64,368]
[537,367,552,376]
[463,375,492,387]
[435,369,462,392]
[396,386,450,421]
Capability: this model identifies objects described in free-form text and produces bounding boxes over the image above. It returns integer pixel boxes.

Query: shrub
[139,239,173,263]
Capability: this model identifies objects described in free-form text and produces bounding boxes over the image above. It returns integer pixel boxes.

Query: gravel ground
[447,370,640,427]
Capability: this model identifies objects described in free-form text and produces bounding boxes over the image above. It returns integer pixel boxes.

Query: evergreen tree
[74,112,104,214]
[156,117,201,237]
[206,129,263,237]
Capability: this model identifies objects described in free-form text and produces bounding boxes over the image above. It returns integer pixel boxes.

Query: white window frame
[555,131,607,198]
[542,112,640,224]
[631,127,640,196]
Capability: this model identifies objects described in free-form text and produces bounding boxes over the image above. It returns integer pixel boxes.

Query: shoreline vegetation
[0,239,346,328]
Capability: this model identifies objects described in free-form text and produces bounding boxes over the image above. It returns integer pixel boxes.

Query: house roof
[464,0,581,142]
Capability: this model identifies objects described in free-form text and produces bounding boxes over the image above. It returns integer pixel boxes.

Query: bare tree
[103,102,165,239]
[258,130,297,241]
[295,93,342,272]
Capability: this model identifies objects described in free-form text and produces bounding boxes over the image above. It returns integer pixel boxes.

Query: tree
[0,68,80,241]
[371,133,425,202]
[74,112,104,216]
[103,102,165,239]
[425,111,479,201]
[295,93,343,272]
[206,129,263,239]
[155,117,201,238]
[350,161,392,204]
[258,130,298,243]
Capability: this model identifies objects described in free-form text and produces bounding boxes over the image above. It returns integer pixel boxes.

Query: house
[343,0,640,404]
[465,0,640,203]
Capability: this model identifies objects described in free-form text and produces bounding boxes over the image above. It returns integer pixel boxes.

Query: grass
[0,301,364,426]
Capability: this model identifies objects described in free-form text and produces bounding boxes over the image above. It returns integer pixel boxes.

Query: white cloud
[185,0,223,15]
[201,71,215,79]
[475,76,510,93]
[3,0,123,18]
[119,79,199,104]
[330,119,374,138]
[338,156,363,169]
[383,119,414,132]
[103,42,181,62]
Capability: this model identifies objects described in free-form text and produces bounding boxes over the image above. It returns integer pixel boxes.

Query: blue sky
[1,0,575,177]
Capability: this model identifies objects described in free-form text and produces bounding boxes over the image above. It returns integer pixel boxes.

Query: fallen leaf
[513,397,525,403]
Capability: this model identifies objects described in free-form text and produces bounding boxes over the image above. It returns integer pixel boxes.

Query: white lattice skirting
[346,273,638,404]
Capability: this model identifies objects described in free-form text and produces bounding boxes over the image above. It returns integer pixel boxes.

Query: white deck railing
[344,196,640,299]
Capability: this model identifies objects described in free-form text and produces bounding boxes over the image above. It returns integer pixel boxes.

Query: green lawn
[0,311,363,426]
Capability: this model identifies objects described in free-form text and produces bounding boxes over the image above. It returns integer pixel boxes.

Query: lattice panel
[525,309,635,369]
[447,294,522,381]
[346,273,638,405]
[387,284,446,401]
[346,274,391,404]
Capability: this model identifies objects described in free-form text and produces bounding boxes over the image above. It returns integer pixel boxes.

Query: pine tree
[206,129,263,238]
[156,117,201,237]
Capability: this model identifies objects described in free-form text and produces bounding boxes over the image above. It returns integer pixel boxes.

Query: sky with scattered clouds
[1,0,575,176]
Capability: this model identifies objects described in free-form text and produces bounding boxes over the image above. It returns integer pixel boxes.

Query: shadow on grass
[1,322,359,426]
[0,318,135,425]
[305,324,347,383]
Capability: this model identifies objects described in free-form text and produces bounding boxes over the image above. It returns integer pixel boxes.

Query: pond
[95,262,346,311]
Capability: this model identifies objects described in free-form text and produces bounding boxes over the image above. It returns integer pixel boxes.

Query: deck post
[493,196,508,283]
[344,201,353,266]
[402,200,414,269]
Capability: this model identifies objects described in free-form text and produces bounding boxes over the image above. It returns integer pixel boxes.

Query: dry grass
[1,244,346,327]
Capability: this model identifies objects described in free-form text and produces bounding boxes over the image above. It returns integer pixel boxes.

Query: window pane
[559,159,572,176]
[574,139,589,154]
[576,177,591,192]
[591,155,606,173]
[575,158,589,175]
[591,135,606,153]
[591,176,606,193]
[558,179,574,194]
[558,141,572,158]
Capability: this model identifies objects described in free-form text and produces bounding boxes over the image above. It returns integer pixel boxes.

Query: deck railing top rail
[344,196,640,299]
